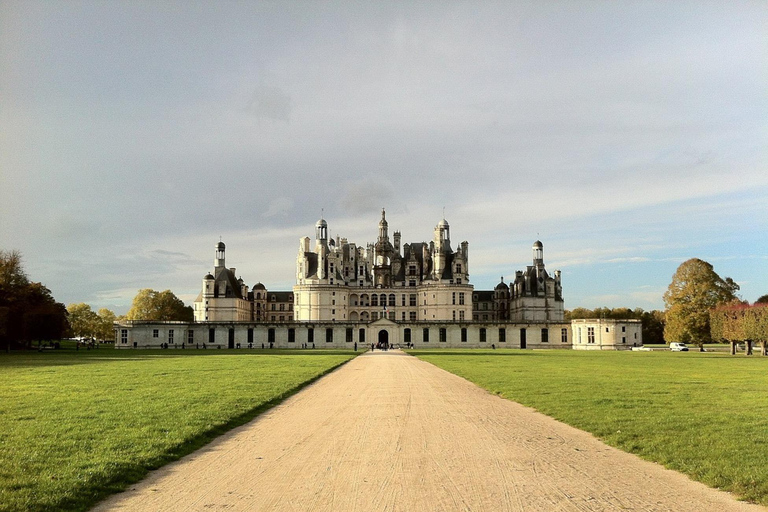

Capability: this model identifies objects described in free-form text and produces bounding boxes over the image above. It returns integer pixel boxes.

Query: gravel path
[93,351,764,511]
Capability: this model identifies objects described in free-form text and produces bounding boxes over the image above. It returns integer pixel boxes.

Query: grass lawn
[0,348,356,512]
[411,349,768,505]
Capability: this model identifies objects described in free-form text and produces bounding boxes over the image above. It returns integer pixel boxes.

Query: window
[461,328,467,342]
[153,329,159,338]
[404,328,411,343]
[388,294,396,306]
[280,304,285,311]
[288,328,295,343]
[167,329,173,342]
[409,294,417,306]
[541,328,548,343]
[247,328,253,344]
[371,295,378,306]
[121,329,128,344]
[499,328,506,342]
[346,328,353,343]
[622,325,626,332]
[402,312,406,321]
[308,328,314,344]
[456,264,462,274]
[209,328,216,344]
[606,327,609,333]
[401,295,406,306]
[480,328,486,342]
[439,328,447,342]
[588,327,595,344]
[459,310,464,321]
[452,292,456,305]
[326,328,333,343]
[409,311,416,321]
[423,328,430,342]
[359,329,366,343]
[409,280,416,287]
[271,304,276,310]
[561,328,568,343]
[452,310,456,321]
[279,315,285,321]
[622,336,626,344]
[268,328,275,344]
[459,293,465,305]
[372,312,378,321]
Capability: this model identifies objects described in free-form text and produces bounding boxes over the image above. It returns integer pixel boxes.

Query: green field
[0,349,356,512]
[411,349,768,505]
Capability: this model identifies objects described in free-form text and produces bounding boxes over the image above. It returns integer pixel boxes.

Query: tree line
[1,250,192,350]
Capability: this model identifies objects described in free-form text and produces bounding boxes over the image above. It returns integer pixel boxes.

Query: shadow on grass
[26,356,356,512]
[406,349,535,357]
[0,349,360,368]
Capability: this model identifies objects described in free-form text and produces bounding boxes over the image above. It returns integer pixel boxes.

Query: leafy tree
[126,289,193,322]
[664,258,739,347]
[96,308,117,342]
[67,303,100,339]
[756,295,768,305]
[0,250,68,350]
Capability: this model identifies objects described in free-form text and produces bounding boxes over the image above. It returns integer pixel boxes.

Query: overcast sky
[1,1,766,314]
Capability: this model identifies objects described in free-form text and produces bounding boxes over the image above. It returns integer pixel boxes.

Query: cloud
[246,85,292,122]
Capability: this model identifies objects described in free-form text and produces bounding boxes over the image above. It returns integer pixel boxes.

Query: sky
[1,1,766,315]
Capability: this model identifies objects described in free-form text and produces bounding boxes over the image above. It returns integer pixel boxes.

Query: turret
[203,273,215,299]
[533,240,544,266]
[393,231,401,255]
[215,241,226,268]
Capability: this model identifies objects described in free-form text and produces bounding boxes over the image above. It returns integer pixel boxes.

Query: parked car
[670,342,689,352]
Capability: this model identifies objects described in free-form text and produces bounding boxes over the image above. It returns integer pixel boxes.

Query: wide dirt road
[94,351,764,511]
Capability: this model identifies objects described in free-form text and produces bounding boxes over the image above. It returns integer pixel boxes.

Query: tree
[96,308,117,342]
[756,295,768,305]
[126,289,193,322]
[0,250,68,350]
[664,258,739,347]
[67,303,100,340]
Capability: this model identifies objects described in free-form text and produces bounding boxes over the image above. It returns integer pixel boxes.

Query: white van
[670,342,689,352]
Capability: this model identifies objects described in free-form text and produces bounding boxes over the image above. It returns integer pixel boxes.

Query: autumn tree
[664,258,739,347]
[96,308,117,341]
[756,295,768,304]
[67,303,100,340]
[126,289,193,322]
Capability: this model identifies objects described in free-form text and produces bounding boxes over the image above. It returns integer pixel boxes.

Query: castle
[118,211,640,350]
[193,210,564,324]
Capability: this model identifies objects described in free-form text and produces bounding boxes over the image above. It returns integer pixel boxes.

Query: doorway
[377,330,389,350]
[520,328,527,349]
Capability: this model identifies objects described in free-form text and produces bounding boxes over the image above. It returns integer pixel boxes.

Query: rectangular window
[409,311,417,321]
[499,328,506,342]
[452,310,456,321]
[326,328,333,343]
[423,328,429,342]
[541,328,548,343]
[288,328,295,343]
[459,310,464,321]
[409,294,417,306]
[404,328,411,343]
[153,329,159,338]
[372,312,378,321]
[121,329,128,344]
[588,327,595,344]
[459,293,465,305]
[622,336,626,344]
[461,328,467,342]
[359,329,366,343]
[409,280,416,287]
[401,295,406,306]
[622,325,626,332]
[209,328,215,344]
[402,312,406,321]
[480,328,486,342]
[561,328,568,343]
[346,328,353,343]
[439,328,447,342]
[452,292,456,305]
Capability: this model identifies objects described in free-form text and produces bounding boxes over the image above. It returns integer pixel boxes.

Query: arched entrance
[377,330,389,350]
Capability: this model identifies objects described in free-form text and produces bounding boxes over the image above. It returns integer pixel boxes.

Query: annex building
[118,211,641,350]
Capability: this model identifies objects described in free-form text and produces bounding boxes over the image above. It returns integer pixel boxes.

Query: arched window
[388,294,396,306]
[380,294,387,305]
